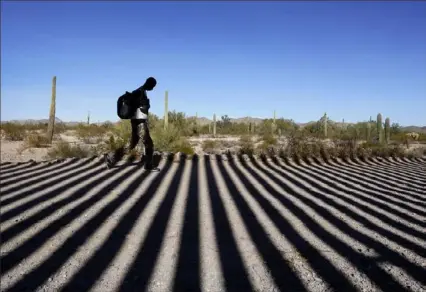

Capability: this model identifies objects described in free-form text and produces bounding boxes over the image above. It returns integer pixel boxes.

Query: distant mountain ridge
[4,117,426,133]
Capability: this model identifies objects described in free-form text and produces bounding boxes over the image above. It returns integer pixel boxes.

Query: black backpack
[117,91,134,119]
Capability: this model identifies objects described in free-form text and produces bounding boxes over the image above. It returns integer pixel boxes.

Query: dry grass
[150,123,195,155]
[46,141,94,159]
[202,140,218,152]
[241,131,423,163]
[25,132,51,148]
[75,124,108,144]
[201,139,224,154]
[2,121,425,162]
[255,133,280,156]
[238,135,255,155]
[1,123,27,141]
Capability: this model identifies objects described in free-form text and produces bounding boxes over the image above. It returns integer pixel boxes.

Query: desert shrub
[75,124,107,144]
[256,141,276,156]
[256,132,279,156]
[1,122,26,141]
[151,123,194,154]
[202,139,220,154]
[113,120,132,141]
[262,132,278,145]
[391,132,408,143]
[147,113,160,131]
[334,140,355,159]
[53,122,68,134]
[97,120,133,152]
[151,123,181,151]
[46,141,93,159]
[279,132,334,161]
[357,142,405,158]
[93,134,127,155]
[221,139,237,148]
[25,131,50,148]
[166,111,192,135]
[279,132,306,159]
[238,135,255,155]
[99,121,114,131]
[174,139,195,155]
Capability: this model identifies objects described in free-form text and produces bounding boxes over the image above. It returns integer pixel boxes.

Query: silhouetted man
[104,77,159,171]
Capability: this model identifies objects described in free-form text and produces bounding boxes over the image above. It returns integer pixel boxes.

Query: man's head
[142,77,157,91]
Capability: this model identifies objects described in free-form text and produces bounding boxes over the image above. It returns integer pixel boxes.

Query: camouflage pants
[109,119,154,167]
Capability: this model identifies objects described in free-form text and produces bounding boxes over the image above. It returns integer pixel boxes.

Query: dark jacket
[130,86,150,114]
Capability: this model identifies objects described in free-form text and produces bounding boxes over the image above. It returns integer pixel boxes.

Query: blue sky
[2,1,426,126]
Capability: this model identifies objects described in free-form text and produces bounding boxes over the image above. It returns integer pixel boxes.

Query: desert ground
[1,138,425,292]
[2,131,426,164]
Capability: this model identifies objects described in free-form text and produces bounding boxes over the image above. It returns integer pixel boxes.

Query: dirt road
[1,155,425,292]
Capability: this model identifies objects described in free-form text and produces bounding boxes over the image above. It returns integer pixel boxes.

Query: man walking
[104,77,159,171]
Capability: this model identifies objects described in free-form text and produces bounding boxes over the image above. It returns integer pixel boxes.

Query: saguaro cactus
[194,112,198,132]
[46,76,56,144]
[377,113,383,143]
[384,117,391,144]
[367,122,371,141]
[323,112,328,138]
[249,122,255,134]
[272,110,277,133]
[87,111,90,125]
[213,114,217,137]
[164,90,169,130]
[366,116,372,141]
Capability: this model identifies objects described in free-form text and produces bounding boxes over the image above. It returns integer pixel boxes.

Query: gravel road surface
[1,154,425,292]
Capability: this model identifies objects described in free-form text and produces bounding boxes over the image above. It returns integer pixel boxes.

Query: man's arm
[139,89,150,115]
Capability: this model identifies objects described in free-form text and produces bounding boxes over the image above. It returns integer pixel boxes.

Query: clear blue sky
[2,1,426,126]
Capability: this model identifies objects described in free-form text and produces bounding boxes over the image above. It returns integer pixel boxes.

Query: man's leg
[140,121,157,170]
[128,119,142,151]
[105,119,141,168]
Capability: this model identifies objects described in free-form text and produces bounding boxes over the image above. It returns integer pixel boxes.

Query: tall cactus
[213,114,217,137]
[367,122,371,141]
[377,113,383,143]
[164,90,169,130]
[87,111,90,125]
[194,112,198,132]
[323,112,328,138]
[46,76,56,144]
[272,110,277,133]
[384,117,391,144]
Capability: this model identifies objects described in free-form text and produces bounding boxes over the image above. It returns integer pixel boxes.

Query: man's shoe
[144,165,160,172]
[104,154,114,169]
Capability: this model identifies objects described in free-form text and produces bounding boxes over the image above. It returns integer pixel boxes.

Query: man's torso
[130,87,150,120]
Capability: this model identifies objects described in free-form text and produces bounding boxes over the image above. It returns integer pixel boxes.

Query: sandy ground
[0,153,425,292]
[0,133,82,163]
[3,134,425,164]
